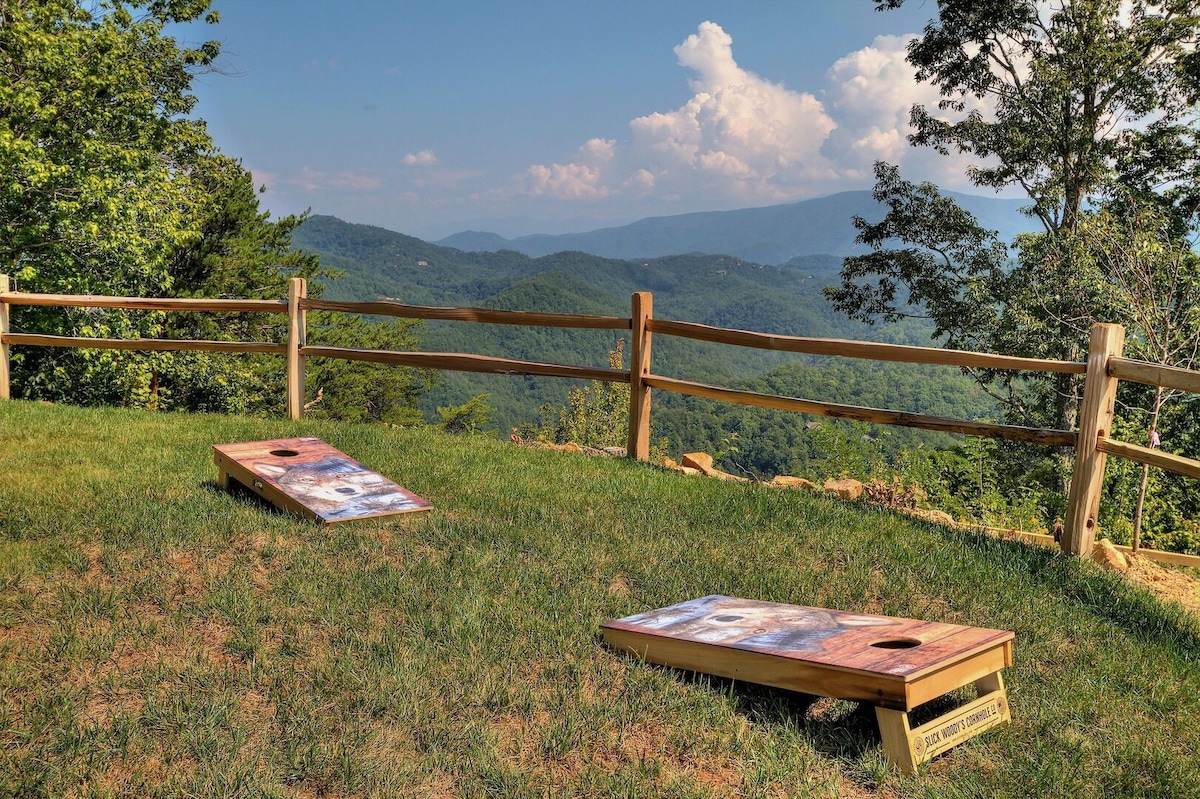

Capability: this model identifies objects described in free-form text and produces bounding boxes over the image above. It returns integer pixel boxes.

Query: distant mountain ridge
[437,190,1034,264]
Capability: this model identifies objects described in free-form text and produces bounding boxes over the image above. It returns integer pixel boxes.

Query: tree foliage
[1,1,435,422]
[830,0,1200,534]
[1,0,218,289]
[2,0,217,403]
[522,340,630,449]
[832,0,1200,427]
[302,313,438,426]
[156,154,323,414]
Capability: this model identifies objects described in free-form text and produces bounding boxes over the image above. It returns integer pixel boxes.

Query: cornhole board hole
[601,595,1013,773]
[213,436,432,524]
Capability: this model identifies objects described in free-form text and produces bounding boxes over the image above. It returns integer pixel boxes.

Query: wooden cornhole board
[601,595,1013,773]
[213,436,432,524]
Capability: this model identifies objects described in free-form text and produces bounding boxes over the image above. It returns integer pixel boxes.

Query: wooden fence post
[627,291,653,461]
[287,277,307,420]
[0,274,10,400]
[1063,323,1125,556]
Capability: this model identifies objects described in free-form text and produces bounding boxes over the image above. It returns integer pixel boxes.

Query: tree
[828,2,1200,517]
[1064,200,1200,548]
[524,340,630,449]
[158,154,323,414]
[831,1,1200,431]
[1,2,439,425]
[302,313,439,426]
[437,394,494,435]
[1,0,221,404]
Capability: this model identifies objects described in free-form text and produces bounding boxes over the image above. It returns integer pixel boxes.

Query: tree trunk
[1054,371,1081,497]
[1131,386,1165,553]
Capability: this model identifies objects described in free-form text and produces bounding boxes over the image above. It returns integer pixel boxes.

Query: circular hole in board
[270,449,300,457]
[869,638,923,649]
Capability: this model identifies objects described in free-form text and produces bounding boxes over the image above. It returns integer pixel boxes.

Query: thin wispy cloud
[267,166,381,194]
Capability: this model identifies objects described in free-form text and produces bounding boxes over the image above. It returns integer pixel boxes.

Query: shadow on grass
[625,657,1004,793]
[202,478,298,521]
[663,667,883,762]
[943,525,1200,659]
[678,665,973,746]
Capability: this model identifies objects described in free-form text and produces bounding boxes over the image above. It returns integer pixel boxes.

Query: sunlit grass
[1,400,1199,797]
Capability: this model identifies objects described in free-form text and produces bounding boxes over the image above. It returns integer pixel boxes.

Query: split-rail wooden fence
[4,274,1200,564]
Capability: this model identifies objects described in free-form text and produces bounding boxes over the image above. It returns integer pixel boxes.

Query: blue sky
[174,1,969,240]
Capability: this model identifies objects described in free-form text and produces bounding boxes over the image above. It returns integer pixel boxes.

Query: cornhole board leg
[876,671,1010,774]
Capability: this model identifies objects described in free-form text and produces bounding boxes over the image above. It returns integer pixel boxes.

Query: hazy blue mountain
[435,230,512,252]
[436,190,1034,264]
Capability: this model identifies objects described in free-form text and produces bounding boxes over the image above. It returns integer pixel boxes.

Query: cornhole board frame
[601,595,1013,773]
[213,436,432,524]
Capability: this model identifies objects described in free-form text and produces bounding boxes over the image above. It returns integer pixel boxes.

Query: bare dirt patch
[1124,554,1200,615]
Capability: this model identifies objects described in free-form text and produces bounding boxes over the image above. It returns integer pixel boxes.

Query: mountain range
[436,189,1034,264]
[291,212,995,462]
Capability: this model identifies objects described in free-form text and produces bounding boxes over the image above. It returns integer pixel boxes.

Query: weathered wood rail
[4,275,1200,563]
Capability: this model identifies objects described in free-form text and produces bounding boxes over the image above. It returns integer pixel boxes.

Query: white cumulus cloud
[515,21,998,213]
[521,21,840,208]
[823,34,995,185]
[522,139,615,199]
[403,149,439,166]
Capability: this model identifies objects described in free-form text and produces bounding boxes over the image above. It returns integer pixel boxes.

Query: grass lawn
[1,400,1199,798]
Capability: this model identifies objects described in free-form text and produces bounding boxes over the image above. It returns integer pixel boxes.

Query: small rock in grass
[1092,538,1128,572]
[823,478,864,501]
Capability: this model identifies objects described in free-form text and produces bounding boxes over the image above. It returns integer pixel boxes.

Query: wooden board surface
[601,595,1012,709]
[213,437,432,524]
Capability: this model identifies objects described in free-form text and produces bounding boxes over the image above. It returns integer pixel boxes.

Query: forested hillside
[292,214,995,478]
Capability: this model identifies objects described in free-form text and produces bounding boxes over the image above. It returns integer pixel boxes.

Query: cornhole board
[601,595,1013,773]
[213,436,432,524]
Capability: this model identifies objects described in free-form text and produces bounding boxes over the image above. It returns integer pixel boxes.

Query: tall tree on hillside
[158,154,322,414]
[827,1,1200,532]
[1,1,438,423]
[828,1,1200,438]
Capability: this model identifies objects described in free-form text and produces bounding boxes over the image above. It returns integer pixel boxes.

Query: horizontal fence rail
[1096,436,1200,481]
[643,375,1076,447]
[1,292,286,313]
[6,276,1200,561]
[302,298,630,330]
[2,334,286,355]
[302,346,630,383]
[1108,357,1200,395]
[648,319,1087,374]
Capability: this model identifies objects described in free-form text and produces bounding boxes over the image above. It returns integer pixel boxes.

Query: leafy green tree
[302,313,438,425]
[830,1,1200,434]
[526,340,630,449]
[158,154,323,414]
[829,2,1200,525]
[1064,200,1200,547]
[437,394,494,435]
[1,0,220,404]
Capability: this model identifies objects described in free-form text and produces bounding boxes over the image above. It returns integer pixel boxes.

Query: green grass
[1,400,1199,798]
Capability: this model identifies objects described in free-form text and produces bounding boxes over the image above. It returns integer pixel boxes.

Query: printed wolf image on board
[253,455,427,521]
